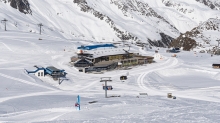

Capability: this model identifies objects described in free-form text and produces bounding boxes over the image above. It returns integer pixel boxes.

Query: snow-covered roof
[84,47,138,59]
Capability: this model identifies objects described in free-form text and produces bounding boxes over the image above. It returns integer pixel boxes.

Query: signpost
[100,77,112,98]
[103,86,113,90]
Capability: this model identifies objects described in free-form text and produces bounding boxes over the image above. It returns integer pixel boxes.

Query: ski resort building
[26,66,45,77]
[45,66,67,78]
[212,64,220,69]
[26,66,67,80]
[71,43,154,73]
[73,58,94,67]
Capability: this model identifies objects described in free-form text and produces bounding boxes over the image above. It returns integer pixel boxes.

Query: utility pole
[38,23,43,35]
[1,18,8,31]
[217,39,220,49]
[217,39,220,55]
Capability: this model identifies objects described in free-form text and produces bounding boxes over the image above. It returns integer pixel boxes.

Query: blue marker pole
[77,95,80,110]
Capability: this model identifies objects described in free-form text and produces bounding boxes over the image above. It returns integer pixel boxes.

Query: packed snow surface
[1,0,220,122]
[0,31,220,123]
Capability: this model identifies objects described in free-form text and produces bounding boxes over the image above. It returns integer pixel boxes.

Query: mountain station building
[71,43,154,73]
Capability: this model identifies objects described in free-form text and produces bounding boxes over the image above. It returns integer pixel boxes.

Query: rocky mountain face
[195,0,220,10]
[110,0,178,47]
[0,0,32,14]
[171,18,220,51]
[73,0,179,47]
[73,0,137,42]
[162,0,196,14]
[110,0,178,31]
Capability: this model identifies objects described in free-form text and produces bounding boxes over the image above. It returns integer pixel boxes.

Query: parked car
[166,48,180,53]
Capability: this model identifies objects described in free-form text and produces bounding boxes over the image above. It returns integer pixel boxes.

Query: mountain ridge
[0,0,220,50]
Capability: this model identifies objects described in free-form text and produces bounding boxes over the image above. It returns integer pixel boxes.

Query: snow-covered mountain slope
[0,0,220,47]
[2,1,220,122]
[1,31,220,122]
[171,18,220,51]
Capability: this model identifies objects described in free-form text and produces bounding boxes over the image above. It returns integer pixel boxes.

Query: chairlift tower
[128,44,131,51]
[216,39,220,55]
[38,23,43,35]
[1,18,8,31]
[100,77,112,98]
[58,72,61,85]
[122,40,125,47]
[145,43,149,51]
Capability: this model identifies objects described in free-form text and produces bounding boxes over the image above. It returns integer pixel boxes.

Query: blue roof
[26,68,45,74]
[45,66,65,75]
[77,44,115,50]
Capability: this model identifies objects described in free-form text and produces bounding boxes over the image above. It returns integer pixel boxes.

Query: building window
[38,72,40,76]
[41,72,43,76]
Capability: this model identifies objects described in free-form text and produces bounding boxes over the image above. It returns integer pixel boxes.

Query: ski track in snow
[0,106,74,121]
[137,57,179,94]
[0,34,71,43]
[0,90,60,103]
[49,110,73,121]
[0,42,14,52]
[0,73,57,91]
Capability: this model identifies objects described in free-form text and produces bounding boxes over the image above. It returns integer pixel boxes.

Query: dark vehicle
[166,48,180,53]
[120,76,127,80]
[174,47,180,51]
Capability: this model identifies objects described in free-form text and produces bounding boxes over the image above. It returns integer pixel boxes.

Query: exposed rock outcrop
[111,0,178,31]
[171,18,220,51]
[1,0,32,14]
[171,34,197,51]
[162,0,196,14]
[110,0,179,47]
[195,0,220,10]
[148,33,174,47]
